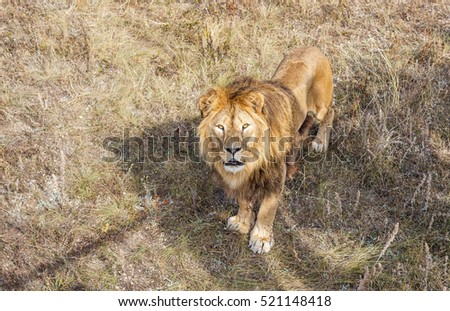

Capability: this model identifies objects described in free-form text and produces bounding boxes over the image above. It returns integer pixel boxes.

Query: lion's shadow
[108,117,366,290]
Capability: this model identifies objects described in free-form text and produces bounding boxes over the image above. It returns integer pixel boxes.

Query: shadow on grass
[1,118,379,290]
[103,117,379,290]
[0,211,150,290]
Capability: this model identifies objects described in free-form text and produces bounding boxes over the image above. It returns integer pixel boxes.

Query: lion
[197,47,334,253]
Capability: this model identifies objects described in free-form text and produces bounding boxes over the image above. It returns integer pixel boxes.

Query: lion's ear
[247,92,265,114]
[198,88,221,118]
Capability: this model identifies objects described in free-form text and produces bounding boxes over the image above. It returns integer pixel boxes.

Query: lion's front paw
[249,225,273,254]
[227,215,252,234]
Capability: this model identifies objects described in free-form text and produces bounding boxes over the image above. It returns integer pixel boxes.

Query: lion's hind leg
[312,106,334,153]
[286,132,302,179]
[285,116,316,179]
[298,114,315,142]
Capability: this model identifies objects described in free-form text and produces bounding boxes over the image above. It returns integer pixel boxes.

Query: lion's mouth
[224,159,244,167]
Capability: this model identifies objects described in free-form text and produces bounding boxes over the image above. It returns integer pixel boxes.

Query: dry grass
[1,0,449,290]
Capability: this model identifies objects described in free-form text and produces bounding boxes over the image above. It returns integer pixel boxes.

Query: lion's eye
[242,123,250,130]
[217,125,224,130]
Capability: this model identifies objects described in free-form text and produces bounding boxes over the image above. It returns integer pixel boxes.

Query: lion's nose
[225,147,241,156]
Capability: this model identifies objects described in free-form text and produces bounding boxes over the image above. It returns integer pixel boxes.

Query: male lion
[197,47,334,253]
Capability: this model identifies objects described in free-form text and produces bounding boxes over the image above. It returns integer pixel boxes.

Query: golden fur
[197,47,334,253]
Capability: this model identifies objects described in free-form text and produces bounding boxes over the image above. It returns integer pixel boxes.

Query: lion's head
[197,78,294,181]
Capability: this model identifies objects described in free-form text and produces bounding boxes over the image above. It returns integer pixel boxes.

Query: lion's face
[208,106,265,174]
[198,87,268,175]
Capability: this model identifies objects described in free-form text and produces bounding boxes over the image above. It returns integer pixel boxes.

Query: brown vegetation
[1,0,449,290]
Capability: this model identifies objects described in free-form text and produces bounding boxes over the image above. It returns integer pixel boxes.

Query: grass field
[1,0,449,290]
